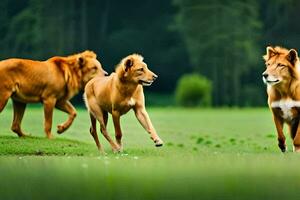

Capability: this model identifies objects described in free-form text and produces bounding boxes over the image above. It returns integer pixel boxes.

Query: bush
[175,73,212,107]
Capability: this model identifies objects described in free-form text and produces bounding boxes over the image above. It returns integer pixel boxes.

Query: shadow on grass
[0,135,98,156]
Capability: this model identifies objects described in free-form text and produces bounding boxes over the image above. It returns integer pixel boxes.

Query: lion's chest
[271,100,300,121]
[127,98,136,107]
[113,98,136,115]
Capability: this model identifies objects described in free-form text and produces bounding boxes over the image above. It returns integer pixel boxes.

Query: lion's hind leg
[11,100,27,137]
[0,89,12,113]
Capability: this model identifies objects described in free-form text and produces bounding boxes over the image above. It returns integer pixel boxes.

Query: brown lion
[0,50,107,139]
[262,46,300,152]
[84,54,163,153]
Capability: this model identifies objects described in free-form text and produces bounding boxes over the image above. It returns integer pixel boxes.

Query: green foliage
[175,73,212,107]
[1,0,300,106]
[173,0,263,106]
[5,0,43,58]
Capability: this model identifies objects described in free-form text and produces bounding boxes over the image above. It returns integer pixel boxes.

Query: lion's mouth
[139,80,153,86]
[266,80,280,84]
[263,77,281,85]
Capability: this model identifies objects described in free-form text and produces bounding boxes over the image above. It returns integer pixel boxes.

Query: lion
[84,54,163,153]
[262,46,300,152]
[0,50,107,139]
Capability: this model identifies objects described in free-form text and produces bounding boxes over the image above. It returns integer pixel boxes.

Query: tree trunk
[80,0,87,49]
[99,0,110,45]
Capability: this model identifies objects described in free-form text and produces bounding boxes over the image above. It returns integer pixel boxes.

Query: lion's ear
[124,58,133,72]
[52,58,71,82]
[81,50,97,59]
[263,46,276,61]
[78,56,86,69]
[286,49,298,66]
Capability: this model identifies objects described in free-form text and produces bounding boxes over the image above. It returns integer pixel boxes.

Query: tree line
[0,0,299,106]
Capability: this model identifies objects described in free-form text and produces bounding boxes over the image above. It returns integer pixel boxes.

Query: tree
[173,0,262,106]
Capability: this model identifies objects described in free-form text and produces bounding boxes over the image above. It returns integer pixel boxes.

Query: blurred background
[0,0,299,107]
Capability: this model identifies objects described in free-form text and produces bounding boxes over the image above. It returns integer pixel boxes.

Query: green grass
[0,136,97,156]
[0,104,299,200]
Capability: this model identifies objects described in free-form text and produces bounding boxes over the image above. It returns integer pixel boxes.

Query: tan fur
[0,50,107,138]
[263,46,300,152]
[84,54,163,153]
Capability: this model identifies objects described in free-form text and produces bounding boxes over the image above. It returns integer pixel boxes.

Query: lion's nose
[262,72,268,79]
[153,74,158,80]
[104,71,108,76]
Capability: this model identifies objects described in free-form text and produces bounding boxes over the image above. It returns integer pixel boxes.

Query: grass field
[1,103,300,200]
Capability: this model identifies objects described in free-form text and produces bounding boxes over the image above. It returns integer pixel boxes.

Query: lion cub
[84,54,163,153]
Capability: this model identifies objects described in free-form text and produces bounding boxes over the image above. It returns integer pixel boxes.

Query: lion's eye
[138,68,144,72]
[278,64,285,67]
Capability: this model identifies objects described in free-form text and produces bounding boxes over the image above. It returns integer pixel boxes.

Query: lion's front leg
[272,112,286,152]
[43,98,57,139]
[55,100,77,134]
[134,106,163,147]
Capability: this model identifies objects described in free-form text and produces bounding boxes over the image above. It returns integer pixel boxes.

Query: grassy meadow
[1,103,300,200]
